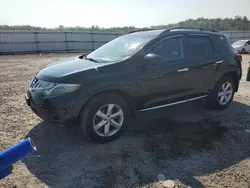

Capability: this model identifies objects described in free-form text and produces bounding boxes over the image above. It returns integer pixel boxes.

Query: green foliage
[150,16,250,31]
[1,16,249,33]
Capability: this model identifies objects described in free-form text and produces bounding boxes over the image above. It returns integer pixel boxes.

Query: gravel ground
[0,53,250,188]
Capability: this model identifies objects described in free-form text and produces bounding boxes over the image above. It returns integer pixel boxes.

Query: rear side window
[151,37,184,61]
[187,36,214,58]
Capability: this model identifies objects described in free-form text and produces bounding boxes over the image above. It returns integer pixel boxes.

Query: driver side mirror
[144,53,163,66]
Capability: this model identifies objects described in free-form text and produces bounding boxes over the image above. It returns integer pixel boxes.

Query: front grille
[29,78,38,88]
[29,78,57,89]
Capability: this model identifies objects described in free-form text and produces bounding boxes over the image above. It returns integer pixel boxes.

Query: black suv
[25,27,242,142]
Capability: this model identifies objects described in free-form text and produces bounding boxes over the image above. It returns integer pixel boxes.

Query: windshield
[87,34,154,62]
[232,40,247,45]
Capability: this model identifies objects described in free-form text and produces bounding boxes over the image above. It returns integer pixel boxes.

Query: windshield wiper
[84,56,99,63]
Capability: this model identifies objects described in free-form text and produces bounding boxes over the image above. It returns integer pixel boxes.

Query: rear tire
[241,48,246,54]
[80,94,129,142]
[207,76,235,109]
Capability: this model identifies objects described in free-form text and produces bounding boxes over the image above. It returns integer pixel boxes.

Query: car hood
[36,56,109,82]
[232,44,243,49]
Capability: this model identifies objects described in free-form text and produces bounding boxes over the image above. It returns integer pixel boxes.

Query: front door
[136,35,192,111]
[245,40,250,52]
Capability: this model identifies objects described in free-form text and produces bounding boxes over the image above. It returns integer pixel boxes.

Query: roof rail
[127,29,155,34]
[160,27,218,35]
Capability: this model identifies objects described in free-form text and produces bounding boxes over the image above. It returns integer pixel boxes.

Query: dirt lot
[0,53,250,188]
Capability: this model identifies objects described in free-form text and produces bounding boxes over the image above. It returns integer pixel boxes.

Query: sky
[1,0,250,28]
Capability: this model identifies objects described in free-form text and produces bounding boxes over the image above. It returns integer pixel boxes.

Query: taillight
[235,54,242,63]
[235,54,242,80]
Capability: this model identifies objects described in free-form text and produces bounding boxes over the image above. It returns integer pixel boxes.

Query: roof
[127,27,221,37]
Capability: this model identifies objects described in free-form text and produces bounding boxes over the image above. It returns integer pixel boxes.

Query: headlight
[44,84,81,96]
[29,78,80,96]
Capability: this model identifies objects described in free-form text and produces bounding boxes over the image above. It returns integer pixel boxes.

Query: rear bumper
[25,90,87,124]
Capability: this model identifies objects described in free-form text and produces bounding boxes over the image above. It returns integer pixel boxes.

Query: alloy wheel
[93,104,124,137]
[218,82,233,105]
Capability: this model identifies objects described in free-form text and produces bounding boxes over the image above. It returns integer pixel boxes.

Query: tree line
[1,16,250,33]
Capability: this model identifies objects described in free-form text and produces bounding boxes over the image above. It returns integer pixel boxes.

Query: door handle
[177,68,189,72]
[215,60,223,64]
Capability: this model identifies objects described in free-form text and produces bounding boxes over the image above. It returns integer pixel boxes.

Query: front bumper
[25,90,86,124]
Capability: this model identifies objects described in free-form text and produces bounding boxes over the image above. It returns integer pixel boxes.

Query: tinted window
[232,40,247,45]
[213,35,232,53]
[187,36,214,58]
[247,41,250,45]
[151,37,184,61]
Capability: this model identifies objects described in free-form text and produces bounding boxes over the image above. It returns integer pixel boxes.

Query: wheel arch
[220,71,239,92]
[77,89,136,120]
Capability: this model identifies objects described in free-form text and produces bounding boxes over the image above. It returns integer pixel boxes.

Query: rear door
[186,34,219,97]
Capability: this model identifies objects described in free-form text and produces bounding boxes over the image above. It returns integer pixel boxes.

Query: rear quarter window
[212,35,233,54]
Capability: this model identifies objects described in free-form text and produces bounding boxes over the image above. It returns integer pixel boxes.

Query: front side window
[187,36,214,58]
[150,37,184,61]
[87,34,154,62]
[232,40,247,46]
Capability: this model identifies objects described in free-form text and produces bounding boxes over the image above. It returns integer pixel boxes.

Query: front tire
[80,94,129,142]
[207,76,235,109]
